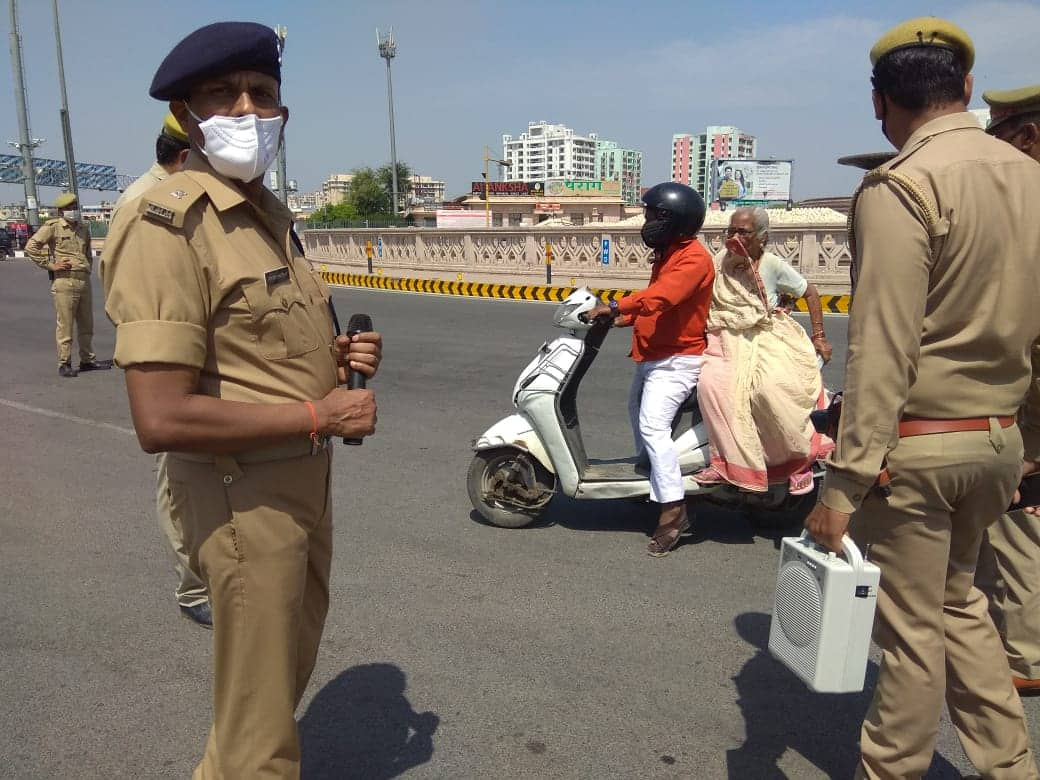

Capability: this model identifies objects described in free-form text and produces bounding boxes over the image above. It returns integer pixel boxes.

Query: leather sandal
[647,515,690,558]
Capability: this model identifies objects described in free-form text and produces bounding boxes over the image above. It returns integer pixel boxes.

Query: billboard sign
[436,209,488,229]
[470,181,545,197]
[712,159,793,204]
[546,180,622,198]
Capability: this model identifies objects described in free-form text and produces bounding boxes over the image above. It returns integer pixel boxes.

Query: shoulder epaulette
[848,164,944,265]
[137,172,207,229]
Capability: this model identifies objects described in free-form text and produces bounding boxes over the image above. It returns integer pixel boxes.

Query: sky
[1,0,1039,207]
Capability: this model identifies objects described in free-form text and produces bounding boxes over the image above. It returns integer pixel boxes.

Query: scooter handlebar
[578,311,615,326]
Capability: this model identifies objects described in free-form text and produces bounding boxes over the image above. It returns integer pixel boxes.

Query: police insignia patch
[170,190,187,199]
[145,202,175,223]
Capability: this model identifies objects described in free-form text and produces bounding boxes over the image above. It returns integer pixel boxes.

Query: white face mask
[186,105,283,183]
[63,210,80,222]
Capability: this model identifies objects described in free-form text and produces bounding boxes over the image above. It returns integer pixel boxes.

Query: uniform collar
[893,111,982,162]
[180,151,292,223]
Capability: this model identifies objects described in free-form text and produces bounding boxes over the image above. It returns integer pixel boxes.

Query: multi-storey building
[321,173,354,205]
[672,126,758,199]
[596,140,643,205]
[501,121,598,184]
[409,175,446,207]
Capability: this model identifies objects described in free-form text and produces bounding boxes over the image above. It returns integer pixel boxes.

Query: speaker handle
[799,530,866,571]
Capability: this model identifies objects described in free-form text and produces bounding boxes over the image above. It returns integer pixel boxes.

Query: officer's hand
[334,331,382,381]
[52,259,72,271]
[585,304,613,322]
[812,336,833,365]
[804,502,849,553]
[316,387,376,439]
[1015,460,1040,515]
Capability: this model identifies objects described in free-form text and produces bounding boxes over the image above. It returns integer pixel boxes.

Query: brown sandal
[647,515,690,557]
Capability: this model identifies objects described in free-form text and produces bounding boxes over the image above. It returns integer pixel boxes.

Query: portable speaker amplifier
[768,532,880,693]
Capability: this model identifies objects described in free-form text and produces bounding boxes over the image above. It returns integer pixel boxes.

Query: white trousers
[628,354,703,504]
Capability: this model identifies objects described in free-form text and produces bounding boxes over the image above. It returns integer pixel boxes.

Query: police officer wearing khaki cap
[976,82,1040,697]
[113,113,191,213]
[806,17,1040,778]
[111,113,209,629]
[26,192,112,377]
[101,21,381,779]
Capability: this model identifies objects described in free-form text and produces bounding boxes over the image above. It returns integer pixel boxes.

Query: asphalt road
[0,256,1034,779]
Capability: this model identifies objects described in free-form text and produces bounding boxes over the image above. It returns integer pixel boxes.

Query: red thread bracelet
[304,401,320,445]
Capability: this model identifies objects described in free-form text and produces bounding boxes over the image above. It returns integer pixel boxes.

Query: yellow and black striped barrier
[791,295,850,314]
[320,271,633,304]
[320,270,851,312]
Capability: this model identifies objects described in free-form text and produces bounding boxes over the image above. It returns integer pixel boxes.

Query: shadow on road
[299,662,439,779]
[727,612,962,779]
[471,493,794,553]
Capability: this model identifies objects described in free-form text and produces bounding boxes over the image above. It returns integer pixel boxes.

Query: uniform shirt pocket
[240,279,319,360]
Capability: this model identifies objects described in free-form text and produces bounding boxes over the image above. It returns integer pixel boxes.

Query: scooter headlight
[553,303,583,327]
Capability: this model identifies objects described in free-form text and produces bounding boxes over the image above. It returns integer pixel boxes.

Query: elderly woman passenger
[694,207,833,495]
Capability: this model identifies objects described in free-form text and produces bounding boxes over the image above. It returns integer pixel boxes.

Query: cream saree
[697,251,830,492]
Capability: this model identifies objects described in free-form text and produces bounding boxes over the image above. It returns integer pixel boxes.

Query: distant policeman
[113,113,191,213]
[805,17,1040,778]
[101,21,380,779]
[26,192,111,377]
[111,113,209,629]
[976,82,1040,695]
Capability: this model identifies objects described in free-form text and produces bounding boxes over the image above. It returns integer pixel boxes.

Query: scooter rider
[586,182,715,556]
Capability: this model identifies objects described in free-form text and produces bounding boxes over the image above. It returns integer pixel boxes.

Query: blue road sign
[601,237,610,265]
[377,237,383,258]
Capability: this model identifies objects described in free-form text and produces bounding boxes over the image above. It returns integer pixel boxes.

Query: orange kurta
[615,238,715,362]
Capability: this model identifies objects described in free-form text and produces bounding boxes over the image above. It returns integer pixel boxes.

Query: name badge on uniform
[264,266,290,289]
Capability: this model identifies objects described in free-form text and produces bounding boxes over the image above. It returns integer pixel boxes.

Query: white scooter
[467,288,827,529]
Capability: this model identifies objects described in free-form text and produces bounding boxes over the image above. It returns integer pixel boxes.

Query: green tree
[308,202,358,224]
[348,167,389,216]
[376,161,413,211]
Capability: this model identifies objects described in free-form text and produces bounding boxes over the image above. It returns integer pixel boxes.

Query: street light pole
[51,0,77,202]
[274,25,288,206]
[8,0,42,230]
[377,28,399,216]
[483,145,511,228]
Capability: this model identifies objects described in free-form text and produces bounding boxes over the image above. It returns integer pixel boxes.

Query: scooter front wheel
[467,447,555,528]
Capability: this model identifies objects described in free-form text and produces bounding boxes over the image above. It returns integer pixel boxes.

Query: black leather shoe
[58,363,78,378]
[78,359,113,371]
[179,601,213,629]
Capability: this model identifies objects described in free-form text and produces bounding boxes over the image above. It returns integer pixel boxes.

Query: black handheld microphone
[343,313,373,446]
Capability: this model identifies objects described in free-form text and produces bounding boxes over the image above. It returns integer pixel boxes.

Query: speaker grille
[774,561,823,679]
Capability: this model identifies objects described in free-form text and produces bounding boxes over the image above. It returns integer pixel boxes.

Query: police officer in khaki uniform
[976,83,1040,695]
[805,18,1040,778]
[113,113,191,212]
[101,22,381,779]
[26,193,111,377]
[111,113,210,627]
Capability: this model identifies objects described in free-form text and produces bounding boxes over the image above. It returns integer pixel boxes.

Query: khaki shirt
[25,217,92,273]
[100,153,338,406]
[823,112,1040,513]
[113,161,168,214]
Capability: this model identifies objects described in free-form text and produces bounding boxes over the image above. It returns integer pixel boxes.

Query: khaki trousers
[978,511,1040,680]
[849,424,1038,780]
[51,275,95,365]
[167,448,333,780]
[155,453,207,607]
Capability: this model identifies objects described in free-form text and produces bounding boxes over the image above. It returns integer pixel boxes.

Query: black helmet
[641,182,706,239]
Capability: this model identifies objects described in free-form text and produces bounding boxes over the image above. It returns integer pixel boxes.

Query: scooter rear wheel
[467,447,555,528]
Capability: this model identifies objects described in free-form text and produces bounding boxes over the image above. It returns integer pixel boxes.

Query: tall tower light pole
[52,0,78,203]
[274,25,289,206]
[8,0,44,230]
[376,28,399,216]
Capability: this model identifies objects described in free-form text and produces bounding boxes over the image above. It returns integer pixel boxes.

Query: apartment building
[672,126,758,198]
[501,121,598,184]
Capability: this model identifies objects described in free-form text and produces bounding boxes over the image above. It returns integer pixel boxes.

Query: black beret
[149,21,281,100]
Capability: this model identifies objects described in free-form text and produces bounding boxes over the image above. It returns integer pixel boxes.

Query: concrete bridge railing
[302,223,854,295]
